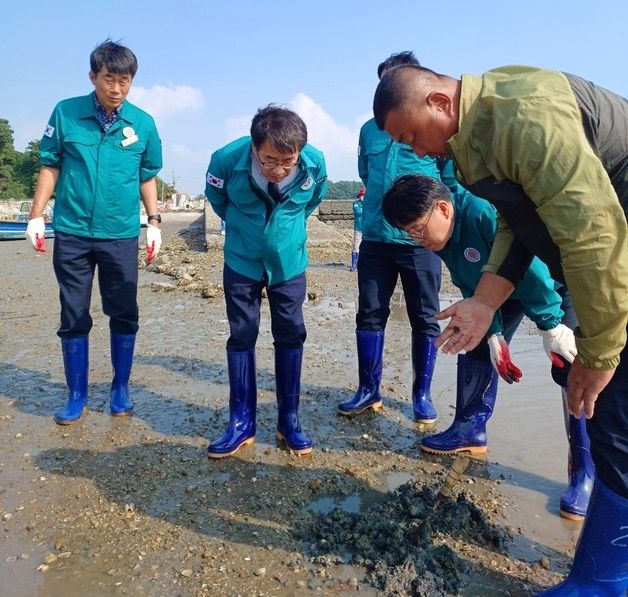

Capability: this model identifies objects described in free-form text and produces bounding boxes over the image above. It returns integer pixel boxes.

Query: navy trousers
[589,326,628,496]
[356,240,441,335]
[223,265,307,351]
[53,232,139,338]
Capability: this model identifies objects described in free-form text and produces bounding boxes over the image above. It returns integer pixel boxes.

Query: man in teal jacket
[205,105,327,458]
[383,172,594,522]
[26,40,162,425]
[339,52,442,424]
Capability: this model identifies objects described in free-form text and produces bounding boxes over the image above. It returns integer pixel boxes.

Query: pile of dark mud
[295,479,509,596]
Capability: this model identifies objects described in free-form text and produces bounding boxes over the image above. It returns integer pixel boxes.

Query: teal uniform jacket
[436,188,563,337]
[205,137,327,285]
[352,199,363,232]
[358,118,441,244]
[39,92,162,239]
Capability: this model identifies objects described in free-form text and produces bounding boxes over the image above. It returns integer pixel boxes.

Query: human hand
[435,297,494,354]
[567,359,615,418]
[146,224,162,263]
[541,324,577,368]
[25,217,47,252]
[487,334,522,384]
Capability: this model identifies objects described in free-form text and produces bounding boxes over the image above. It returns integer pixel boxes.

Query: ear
[437,199,452,219]
[426,91,452,114]
[89,71,97,85]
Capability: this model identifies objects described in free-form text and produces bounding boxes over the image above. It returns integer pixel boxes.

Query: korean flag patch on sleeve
[206,172,224,189]
[43,124,55,138]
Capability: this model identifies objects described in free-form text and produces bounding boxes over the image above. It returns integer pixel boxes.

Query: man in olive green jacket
[373,63,628,595]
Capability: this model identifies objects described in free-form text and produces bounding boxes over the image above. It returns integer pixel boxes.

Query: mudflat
[0,212,580,596]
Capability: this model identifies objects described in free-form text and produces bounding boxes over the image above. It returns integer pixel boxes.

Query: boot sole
[111,411,134,417]
[337,401,383,417]
[207,437,256,459]
[421,444,487,456]
[276,432,313,456]
[414,416,437,424]
[54,407,88,426]
[559,508,585,522]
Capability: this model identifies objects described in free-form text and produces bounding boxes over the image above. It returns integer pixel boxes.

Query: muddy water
[0,214,578,595]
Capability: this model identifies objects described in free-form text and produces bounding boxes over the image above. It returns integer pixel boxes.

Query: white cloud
[129,84,204,119]
[289,93,365,181]
[224,115,252,141]
[222,93,367,181]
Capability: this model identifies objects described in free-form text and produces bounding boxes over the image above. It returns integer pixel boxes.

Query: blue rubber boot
[208,350,257,459]
[275,347,312,455]
[55,337,89,425]
[338,330,384,416]
[559,397,595,521]
[110,334,136,416]
[350,251,359,272]
[421,354,498,455]
[537,479,628,595]
[412,332,438,423]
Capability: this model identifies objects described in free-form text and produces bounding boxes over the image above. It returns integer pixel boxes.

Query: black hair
[382,174,451,229]
[250,105,307,153]
[90,39,138,77]
[373,64,440,130]
[377,50,420,79]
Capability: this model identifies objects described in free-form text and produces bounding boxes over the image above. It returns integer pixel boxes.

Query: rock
[539,556,551,570]
[42,553,58,564]
[180,569,193,577]
[151,282,177,292]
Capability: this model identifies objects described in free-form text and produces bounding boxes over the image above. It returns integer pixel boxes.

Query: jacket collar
[447,74,485,185]
[77,92,135,124]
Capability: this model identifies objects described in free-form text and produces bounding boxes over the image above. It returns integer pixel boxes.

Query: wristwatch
[147,214,162,224]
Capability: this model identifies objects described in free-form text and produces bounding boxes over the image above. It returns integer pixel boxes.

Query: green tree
[326,179,363,200]
[15,139,41,197]
[0,119,20,199]
[156,176,175,204]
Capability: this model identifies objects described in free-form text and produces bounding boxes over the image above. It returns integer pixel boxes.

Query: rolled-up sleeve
[140,119,162,181]
[39,105,64,168]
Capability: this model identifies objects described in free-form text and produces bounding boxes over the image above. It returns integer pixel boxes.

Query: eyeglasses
[257,157,299,171]
[405,203,436,241]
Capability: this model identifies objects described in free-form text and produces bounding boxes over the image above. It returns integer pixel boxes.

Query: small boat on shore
[0,218,55,241]
[0,200,55,241]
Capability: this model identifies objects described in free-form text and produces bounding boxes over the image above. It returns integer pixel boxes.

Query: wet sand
[0,212,580,595]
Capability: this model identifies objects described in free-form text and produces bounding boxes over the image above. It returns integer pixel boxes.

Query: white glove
[487,334,522,384]
[145,224,162,263]
[541,324,577,367]
[26,217,47,252]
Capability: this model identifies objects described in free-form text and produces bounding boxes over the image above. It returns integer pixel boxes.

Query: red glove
[145,224,162,264]
[487,334,522,384]
[26,217,47,252]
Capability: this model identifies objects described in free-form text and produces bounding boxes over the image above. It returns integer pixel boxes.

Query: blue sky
[2,0,627,195]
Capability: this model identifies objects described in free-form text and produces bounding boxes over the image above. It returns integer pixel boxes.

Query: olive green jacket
[449,66,628,368]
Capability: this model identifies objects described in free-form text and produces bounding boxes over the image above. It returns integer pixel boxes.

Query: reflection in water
[306,494,361,515]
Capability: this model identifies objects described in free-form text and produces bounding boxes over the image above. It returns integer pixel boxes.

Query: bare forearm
[474,272,515,311]
[30,167,59,218]
[140,178,158,216]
